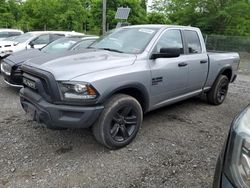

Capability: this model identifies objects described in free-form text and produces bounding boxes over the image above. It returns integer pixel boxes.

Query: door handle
[200,60,208,64]
[178,62,188,67]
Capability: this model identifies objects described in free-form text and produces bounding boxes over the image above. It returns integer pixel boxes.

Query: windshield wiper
[99,48,124,53]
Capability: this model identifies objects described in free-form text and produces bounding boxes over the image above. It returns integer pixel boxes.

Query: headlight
[58,82,98,101]
[225,106,250,188]
[1,61,11,75]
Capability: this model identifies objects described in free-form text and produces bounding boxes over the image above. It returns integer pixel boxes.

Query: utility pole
[102,0,107,34]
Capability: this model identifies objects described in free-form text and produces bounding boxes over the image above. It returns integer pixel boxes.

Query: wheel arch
[221,68,232,82]
[214,66,233,85]
[100,83,150,113]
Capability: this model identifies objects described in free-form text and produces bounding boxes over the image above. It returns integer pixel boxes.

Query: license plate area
[23,77,36,89]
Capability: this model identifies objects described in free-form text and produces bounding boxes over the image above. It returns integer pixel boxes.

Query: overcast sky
[148,0,153,5]
[147,0,153,11]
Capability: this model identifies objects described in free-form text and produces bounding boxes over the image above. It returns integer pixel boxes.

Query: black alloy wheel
[217,79,229,103]
[207,75,229,105]
[92,94,143,149]
[110,105,138,142]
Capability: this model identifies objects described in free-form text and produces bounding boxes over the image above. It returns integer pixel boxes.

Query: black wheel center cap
[118,117,125,125]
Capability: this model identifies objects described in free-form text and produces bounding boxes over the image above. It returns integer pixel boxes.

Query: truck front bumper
[20,88,103,129]
[2,71,23,87]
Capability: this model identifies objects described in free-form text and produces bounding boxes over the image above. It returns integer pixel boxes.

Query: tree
[140,0,147,11]
[0,0,249,36]
[0,0,20,28]
[148,12,170,24]
[151,0,250,35]
[88,0,148,34]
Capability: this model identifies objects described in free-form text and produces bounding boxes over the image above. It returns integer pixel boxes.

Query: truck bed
[205,51,240,88]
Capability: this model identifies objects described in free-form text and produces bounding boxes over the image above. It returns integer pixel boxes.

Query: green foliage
[18,0,87,31]
[87,0,148,34]
[148,12,170,24]
[0,0,20,28]
[0,0,249,36]
[151,0,250,36]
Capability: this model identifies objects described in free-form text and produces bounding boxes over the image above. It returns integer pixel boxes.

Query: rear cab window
[8,32,22,37]
[0,32,9,38]
[50,34,65,42]
[32,34,50,45]
[183,30,202,54]
[72,40,96,50]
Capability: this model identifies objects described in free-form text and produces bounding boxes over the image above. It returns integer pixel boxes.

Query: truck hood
[24,49,137,80]
[5,49,43,65]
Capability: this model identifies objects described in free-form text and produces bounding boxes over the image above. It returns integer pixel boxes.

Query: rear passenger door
[183,30,209,92]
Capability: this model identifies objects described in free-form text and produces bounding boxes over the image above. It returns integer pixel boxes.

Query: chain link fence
[204,34,250,75]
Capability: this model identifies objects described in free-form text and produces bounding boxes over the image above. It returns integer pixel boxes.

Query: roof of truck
[123,24,199,30]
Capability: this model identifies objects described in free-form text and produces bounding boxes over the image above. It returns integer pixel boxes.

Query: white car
[0,29,24,41]
[0,31,84,58]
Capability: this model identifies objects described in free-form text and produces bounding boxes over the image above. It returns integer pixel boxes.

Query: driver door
[149,29,189,107]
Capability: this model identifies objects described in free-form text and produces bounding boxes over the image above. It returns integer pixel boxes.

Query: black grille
[21,65,61,103]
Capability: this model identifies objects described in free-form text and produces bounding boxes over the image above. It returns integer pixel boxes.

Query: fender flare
[213,66,233,86]
[99,83,150,112]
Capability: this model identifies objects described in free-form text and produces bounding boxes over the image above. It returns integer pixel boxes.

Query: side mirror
[150,48,181,59]
[29,41,34,48]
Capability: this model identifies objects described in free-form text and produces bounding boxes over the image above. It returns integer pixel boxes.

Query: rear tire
[207,75,229,105]
[92,94,143,149]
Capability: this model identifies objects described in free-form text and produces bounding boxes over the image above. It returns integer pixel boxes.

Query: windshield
[14,33,35,43]
[41,37,81,53]
[71,39,97,50]
[90,27,158,54]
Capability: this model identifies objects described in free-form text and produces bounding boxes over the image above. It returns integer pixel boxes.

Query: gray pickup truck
[20,25,240,149]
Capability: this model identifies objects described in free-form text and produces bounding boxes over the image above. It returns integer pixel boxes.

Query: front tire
[92,94,143,149]
[207,75,229,105]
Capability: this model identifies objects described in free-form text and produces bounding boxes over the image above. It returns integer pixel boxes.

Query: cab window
[50,34,65,42]
[183,30,202,54]
[0,32,9,38]
[9,32,22,37]
[154,30,184,54]
[72,40,96,50]
[32,34,50,45]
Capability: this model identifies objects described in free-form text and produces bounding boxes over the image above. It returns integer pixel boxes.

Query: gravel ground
[0,74,250,188]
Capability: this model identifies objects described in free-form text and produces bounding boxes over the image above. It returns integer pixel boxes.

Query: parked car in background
[213,104,250,188]
[1,35,98,87]
[0,31,84,59]
[0,29,23,41]
[19,25,239,149]
[42,35,98,53]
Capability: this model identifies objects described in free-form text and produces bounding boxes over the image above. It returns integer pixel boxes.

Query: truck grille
[21,65,61,103]
[23,77,37,89]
